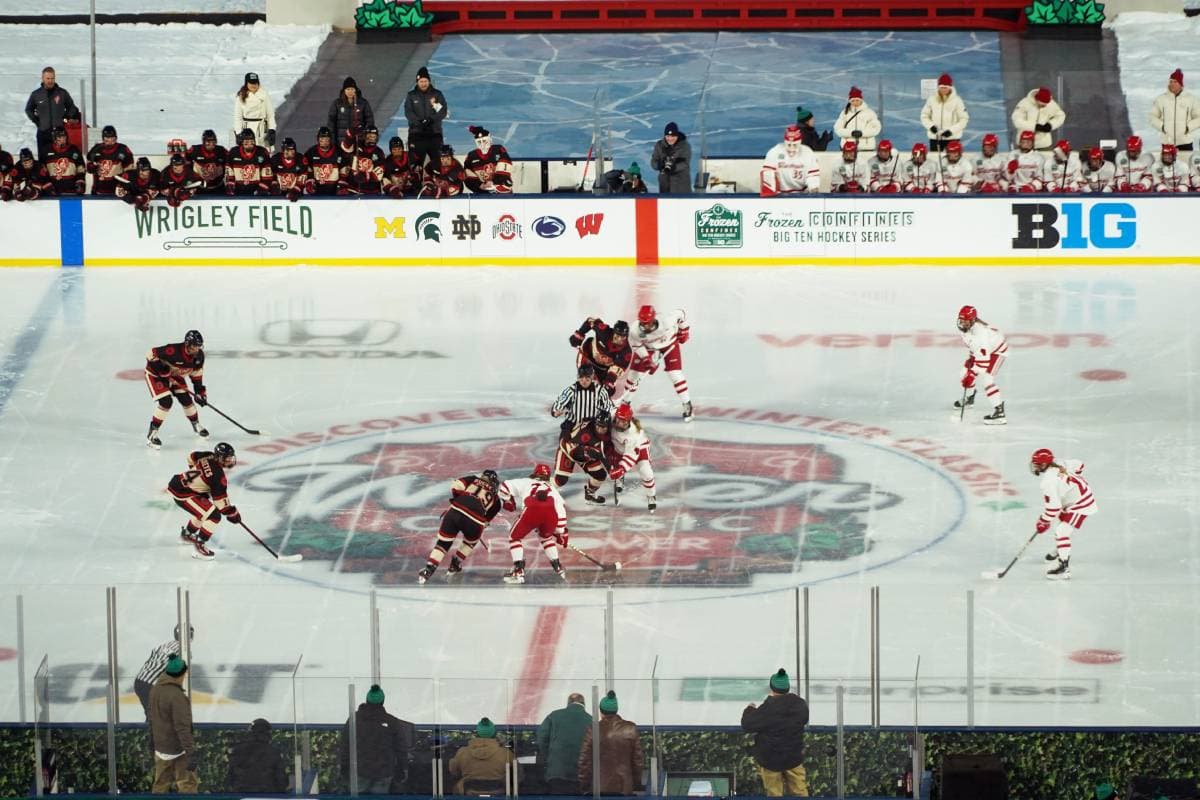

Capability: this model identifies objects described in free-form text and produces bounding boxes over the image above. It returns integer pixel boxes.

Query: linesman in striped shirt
[551,364,614,431]
[135,624,193,750]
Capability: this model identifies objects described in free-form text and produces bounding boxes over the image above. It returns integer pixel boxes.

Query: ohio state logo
[234,407,969,587]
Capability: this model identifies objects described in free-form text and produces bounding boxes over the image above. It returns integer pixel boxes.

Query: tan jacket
[447,737,516,794]
[1011,90,1066,150]
[577,715,644,795]
[148,672,195,756]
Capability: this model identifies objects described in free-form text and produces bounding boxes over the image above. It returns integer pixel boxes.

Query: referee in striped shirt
[551,364,615,429]
[135,625,192,750]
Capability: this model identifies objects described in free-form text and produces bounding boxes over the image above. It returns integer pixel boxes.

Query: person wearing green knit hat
[1093,783,1123,800]
[340,684,415,794]
[448,716,518,794]
[741,669,810,796]
[148,654,198,792]
[578,691,644,794]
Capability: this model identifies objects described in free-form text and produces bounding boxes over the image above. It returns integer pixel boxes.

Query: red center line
[507,605,569,723]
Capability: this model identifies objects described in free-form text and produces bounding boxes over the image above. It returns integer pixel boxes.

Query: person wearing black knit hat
[740,669,810,796]
[404,65,449,168]
[339,684,415,793]
[578,691,644,794]
[327,76,375,146]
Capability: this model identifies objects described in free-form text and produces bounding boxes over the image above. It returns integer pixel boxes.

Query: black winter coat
[740,692,809,772]
[327,93,375,142]
[404,86,449,137]
[25,84,80,133]
[650,134,692,194]
[339,703,416,784]
[227,729,289,793]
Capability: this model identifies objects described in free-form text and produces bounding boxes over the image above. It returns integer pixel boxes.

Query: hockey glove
[266,129,276,147]
[609,466,625,481]
[964,355,975,369]
[1058,512,1073,523]
[569,332,585,348]
[961,371,976,389]
[193,390,207,407]
[222,506,241,525]
[555,528,569,547]
[1035,518,1051,534]
[1035,122,1053,133]
[677,327,691,344]
[1007,159,1019,175]
[75,179,85,195]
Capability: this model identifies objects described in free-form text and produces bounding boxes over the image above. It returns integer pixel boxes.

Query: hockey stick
[189,392,262,435]
[567,543,621,572]
[958,386,968,422]
[577,137,595,192]
[981,530,1037,580]
[239,521,303,562]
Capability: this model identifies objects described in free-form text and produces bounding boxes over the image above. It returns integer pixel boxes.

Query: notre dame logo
[452,214,481,241]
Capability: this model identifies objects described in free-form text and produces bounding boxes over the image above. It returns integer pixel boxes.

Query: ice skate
[180,526,199,546]
[147,424,162,450]
[417,565,435,585]
[647,496,657,513]
[192,421,210,438]
[191,537,215,561]
[982,402,1006,425]
[1045,552,1059,562]
[502,567,526,585]
[682,401,694,422]
[445,558,464,578]
[584,485,606,505]
[551,559,567,581]
[954,391,976,409]
[1046,556,1070,580]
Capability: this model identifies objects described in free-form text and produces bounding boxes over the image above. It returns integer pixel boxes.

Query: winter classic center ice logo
[234,407,971,587]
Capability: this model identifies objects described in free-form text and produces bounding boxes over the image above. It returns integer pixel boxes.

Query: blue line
[58,198,83,267]
[0,273,78,423]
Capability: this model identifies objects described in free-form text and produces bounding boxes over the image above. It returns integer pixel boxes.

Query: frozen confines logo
[492,213,523,240]
[234,408,972,587]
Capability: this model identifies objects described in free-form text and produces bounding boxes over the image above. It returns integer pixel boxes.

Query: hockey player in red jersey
[498,464,569,584]
[167,442,239,561]
[955,305,1008,425]
[118,157,160,211]
[570,317,632,395]
[86,125,134,196]
[158,154,199,207]
[463,126,513,194]
[225,128,272,196]
[44,126,85,195]
[270,138,307,201]
[186,130,228,195]
[145,329,209,448]
[304,127,344,196]
[350,125,386,195]
[417,470,503,584]
[555,411,613,505]
[382,136,419,198]
[622,304,693,421]
[420,144,465,198]
[8,149,53,201]
[1030,448,1096,579]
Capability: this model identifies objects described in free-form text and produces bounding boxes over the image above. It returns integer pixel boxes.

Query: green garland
[355,0,434,31]
[1025,0,1107,25]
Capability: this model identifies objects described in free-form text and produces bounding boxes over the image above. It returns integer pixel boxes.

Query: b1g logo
[1011,202,1136,250]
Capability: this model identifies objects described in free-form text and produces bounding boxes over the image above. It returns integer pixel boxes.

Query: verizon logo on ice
[759,331,1111,349]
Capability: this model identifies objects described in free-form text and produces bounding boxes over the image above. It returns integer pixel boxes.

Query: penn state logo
[532,216,566,239]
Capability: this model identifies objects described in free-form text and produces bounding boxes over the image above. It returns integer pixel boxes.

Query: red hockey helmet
[615,403,634,426]
[638,304,657,326]
[530,463,552,481]
[783,124,803,142]
[912,142,928,155]
[1126,135,1142,156]
[956,305,977,332]
[946,140,963,154]
[877,139,893,157]
[1030,448,1055,474]
[1087,146,1104,165]
[1162,143,1177,164]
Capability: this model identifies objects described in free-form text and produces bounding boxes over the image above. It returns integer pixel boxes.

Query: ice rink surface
[1,264,1199,729]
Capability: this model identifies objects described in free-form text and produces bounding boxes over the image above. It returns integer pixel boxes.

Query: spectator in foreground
[794,107,832,152]
[447,717,517,794]
[1093,782,1121,800]
[1149,68,1198,151]
[405,66,449,168]
[328,76,375,146]
[578,691,644,795]
[233,72,276,151]
[537,692,592,795]
[833,87,881,152]
[740,668,810,797]
[25,66,79,162]
[134,625,193,754]
[651,121,691,194]
[227,718,289,793]
[920,73,969,152]
[1011,86,1065,152]
[149,655,198,793]
[339,684,415,794]
[598,162,648,194]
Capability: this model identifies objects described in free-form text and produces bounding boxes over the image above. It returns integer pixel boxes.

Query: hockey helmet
[214,442,237,469]
[911,142,927,163]
[239,128,256,145]
[18,147,34,163]
[169,153,186,167]
[184,329,204,348]
[52,126,67,142]
[1054,139,1071,161]
[1030,448,1054,474]
[982,132,999,156]
[1126,135,1142,157]
[530,463,552,481]
[389,135,404,151]
[783,124,803,156]
[317,126,333,144]
[877,139,893,158]
[1087,146,1104,168]
[946,140,963,154]
[842,140,858,162]
[1162,143,1177,164]
[956,305,977,332]
[479,469,500,490]
[614,403,634,429]
[469,125,492,150]
[638,304,657,326]
[136,156,152,172]
[439,144,455,157]
[612,320,630,338]
[363,125,379,144]
[577,363,597,380]
[593,410,612,430]
[102,125,118,140]
[281,137,297,152]
[1018,130,1035,150]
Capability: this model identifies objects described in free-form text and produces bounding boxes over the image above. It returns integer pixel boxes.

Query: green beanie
[164,655,187,677]
[599,690,618,714]
[769,668,790,692]
[1094,784,1115,800]
[366,684,385,705]
[795,106,814,123]
[476,717,496,738]
[628,162,641,176]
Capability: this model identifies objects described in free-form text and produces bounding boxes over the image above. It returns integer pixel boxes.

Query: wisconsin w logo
[575,213,604,238]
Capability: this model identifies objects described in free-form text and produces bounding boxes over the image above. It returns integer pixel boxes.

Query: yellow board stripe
[658,256,1200,267]
[0,259,63,267]
[83,257,638,267]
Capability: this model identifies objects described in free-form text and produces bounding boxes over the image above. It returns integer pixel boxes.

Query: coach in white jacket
[1149,68,1199,150]
[834,86,882,152]
[920,73,969,152]
[1011,86,1065,151]
[233,72,276,150]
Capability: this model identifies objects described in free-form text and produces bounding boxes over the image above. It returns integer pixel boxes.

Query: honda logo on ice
[1011,202,1136,250]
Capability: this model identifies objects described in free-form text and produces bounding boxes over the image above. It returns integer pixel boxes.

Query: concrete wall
[267,0,357,30]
